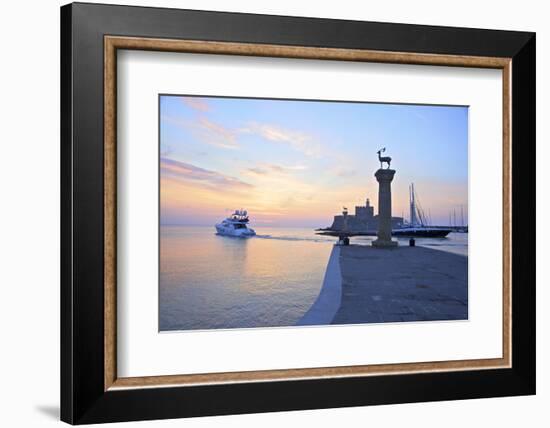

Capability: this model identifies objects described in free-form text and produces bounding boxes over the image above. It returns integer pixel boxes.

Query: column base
[372,239,398,248]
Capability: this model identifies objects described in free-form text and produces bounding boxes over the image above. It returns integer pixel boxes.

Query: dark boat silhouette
[392,226,451,238]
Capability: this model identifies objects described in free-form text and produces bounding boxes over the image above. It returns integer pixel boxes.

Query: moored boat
[392,183,452,238]
[392,227,451,238]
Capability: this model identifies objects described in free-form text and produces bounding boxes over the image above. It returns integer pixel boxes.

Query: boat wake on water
[254,234,334,243]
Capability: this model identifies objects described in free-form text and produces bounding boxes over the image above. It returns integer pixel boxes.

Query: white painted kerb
[297,245,342,326]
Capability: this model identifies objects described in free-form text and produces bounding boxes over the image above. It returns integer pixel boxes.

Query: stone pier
[331,246,468,323]
[372,168,398,247]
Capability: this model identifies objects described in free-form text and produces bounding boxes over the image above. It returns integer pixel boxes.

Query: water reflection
[159,226,467,331]
[160,226,332,331]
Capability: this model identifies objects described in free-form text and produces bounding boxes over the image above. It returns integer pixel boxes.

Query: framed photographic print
[60,2,536,424]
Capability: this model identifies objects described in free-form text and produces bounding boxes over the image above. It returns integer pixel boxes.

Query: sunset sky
[160,95,468,228]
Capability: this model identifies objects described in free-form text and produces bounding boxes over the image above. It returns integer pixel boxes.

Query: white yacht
[215,210,256,237]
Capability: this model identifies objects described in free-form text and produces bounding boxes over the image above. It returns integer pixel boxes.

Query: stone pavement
[331,245,468,324]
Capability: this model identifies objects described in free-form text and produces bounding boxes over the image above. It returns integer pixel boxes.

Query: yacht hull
[392,227,451,238]
[215,224,256,237]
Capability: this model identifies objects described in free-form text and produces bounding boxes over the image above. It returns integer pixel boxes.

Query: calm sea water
[159,226,468,331]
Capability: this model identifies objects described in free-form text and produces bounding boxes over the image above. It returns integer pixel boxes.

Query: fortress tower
[355,198,374,221]
[328,196,403,233]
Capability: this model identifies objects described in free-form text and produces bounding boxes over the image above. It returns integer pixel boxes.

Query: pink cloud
[161,157,253,191]
[240,122,323,157]
[163,115,239,150]
[181,97,211,112]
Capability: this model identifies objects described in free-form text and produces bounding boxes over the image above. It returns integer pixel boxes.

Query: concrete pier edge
[297,245,342,326]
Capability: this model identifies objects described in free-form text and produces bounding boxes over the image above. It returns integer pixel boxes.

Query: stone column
[372,168,398,247]
[342,209,348,232]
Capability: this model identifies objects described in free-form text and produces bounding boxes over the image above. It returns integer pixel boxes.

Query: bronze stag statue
[377,147,392,169]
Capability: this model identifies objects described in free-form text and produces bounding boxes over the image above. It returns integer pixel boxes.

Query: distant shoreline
[161,224,331,229]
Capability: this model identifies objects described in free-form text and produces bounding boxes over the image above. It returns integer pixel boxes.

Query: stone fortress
[329,197,404,232]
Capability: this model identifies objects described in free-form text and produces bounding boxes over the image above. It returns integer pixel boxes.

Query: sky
[160,95,468,228]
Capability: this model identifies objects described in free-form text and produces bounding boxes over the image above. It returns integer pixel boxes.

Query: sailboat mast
[453,209,457,228]
[410,183,417,226]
